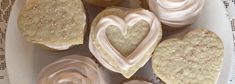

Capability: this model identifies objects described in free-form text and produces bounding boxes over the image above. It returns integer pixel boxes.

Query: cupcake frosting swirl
[38,55,107,84]
[148,0,205,27]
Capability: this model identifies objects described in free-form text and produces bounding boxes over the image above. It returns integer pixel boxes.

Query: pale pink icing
[89,9,162,74]
[38,55,107,84]
[148,0,205,27]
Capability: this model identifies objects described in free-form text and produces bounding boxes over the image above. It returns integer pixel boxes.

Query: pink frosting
[38,55,107,84]
[89,9,162,77]
[148,0,205,27]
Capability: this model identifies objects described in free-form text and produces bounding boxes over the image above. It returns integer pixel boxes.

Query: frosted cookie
[152,29,223,84]
[84,0,123,7]
[89,7,162,78]
[38,55,107,84]
[123,80,152,84]
[18,0,86,50]
[148,0,205,28]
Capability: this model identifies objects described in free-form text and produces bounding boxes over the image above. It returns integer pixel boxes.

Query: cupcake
[38,55,107,84]
[148,0,205,28]
[18,0,87,50]
[89,7,162,78]
[123,80,152,84]
[84,0,123,7]
[152,29,223,84]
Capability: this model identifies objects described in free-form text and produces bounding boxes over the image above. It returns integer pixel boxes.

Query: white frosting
[89,9,162,76]
[38,55,107,84]
[45,44,72,50]
[148,0,205,27]
[123,80,152,84]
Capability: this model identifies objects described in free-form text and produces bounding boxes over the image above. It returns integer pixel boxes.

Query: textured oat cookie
[89,7,162,78]
[18,0,86,50]
[84,0,123,7]
[152,29,224,84]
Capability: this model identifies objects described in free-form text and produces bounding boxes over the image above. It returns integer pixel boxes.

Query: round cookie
[152,29,224,84]
[18,0,87,50]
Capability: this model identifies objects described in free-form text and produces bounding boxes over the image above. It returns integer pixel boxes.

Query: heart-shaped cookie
[152,29,223,84]
[89,7,162,78]
[105,18,150,56]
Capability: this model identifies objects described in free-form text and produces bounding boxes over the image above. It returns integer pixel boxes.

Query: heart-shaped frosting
[89,8,162,78]
[152,29,223,84]
[38,55,107,84]
[105,20,150,56]
[148,0,205,27]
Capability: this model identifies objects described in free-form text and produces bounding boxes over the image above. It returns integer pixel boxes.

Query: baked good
[18,0,87,50]
[123,80,152,84]
[38,55,107,84]
[152,29,223,84]
[89,7,162,78]
[84,0,123,7]
[148,0,205,28]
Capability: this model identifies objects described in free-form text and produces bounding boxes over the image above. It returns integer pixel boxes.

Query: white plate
[5,0,233,84]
